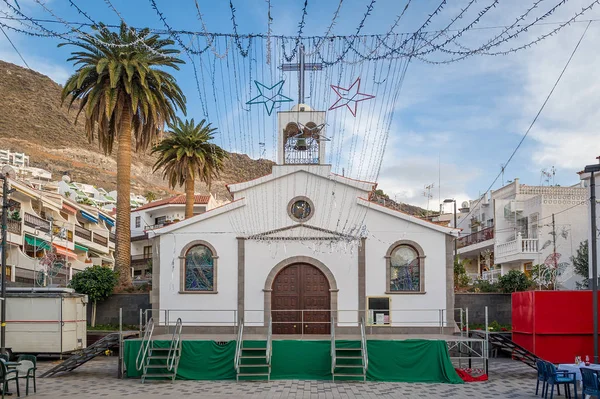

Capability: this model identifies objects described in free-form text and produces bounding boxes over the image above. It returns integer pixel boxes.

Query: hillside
[0,60,273,199]
[0,60,427,216]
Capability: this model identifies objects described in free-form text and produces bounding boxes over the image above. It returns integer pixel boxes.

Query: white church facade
[149,105,457,334]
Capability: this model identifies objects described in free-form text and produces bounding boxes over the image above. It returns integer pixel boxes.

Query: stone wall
[88,293,150,326]
[454,293,512,325]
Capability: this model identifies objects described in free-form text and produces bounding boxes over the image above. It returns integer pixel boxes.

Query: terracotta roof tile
[134,194,210,212]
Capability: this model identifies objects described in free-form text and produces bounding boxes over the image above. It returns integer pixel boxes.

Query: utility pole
[584,163,599,363]
[552,213,557,289]
[590,170,598,363]
[1,173,11,355]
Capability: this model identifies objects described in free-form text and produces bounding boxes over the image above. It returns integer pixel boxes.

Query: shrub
[498,270,531,293]
[469,279,499,293]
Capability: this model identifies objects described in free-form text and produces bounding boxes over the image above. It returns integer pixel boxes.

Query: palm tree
[61,23,186,286]
[152,118,228,219]
[144,191,157,203]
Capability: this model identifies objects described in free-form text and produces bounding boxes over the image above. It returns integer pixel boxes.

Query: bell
[294,138,308,151]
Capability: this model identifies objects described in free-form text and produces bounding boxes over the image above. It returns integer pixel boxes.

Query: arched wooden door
[271,263,331,335]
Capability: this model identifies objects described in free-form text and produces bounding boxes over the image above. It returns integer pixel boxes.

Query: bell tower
[277,104,327,165]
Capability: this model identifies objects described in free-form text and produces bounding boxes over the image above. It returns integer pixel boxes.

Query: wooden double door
[271,263,331,335]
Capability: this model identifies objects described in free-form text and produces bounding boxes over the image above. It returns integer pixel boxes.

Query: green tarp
[124,339,462,383]
[74,244,88,252]
[24,235,50,250]
[366,340,463,383]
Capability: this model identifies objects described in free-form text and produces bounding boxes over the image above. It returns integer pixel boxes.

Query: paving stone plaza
[20,356,539,398]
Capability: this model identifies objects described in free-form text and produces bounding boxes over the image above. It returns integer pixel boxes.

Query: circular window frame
[287,196,315,223]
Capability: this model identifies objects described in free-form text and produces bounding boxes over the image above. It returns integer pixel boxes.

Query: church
[149,103,457,335]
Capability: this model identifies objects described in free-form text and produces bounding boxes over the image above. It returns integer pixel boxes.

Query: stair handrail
[266,315,273,365]
[330,314,336,374]
[135,317,155,371]
[167,317,183,371]
[234,317,244,372]
[360,317,368,374]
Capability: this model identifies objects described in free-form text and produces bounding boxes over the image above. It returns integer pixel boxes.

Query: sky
[0,0,599,212]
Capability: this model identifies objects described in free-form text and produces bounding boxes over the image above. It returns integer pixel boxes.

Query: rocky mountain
[0,60,273,200]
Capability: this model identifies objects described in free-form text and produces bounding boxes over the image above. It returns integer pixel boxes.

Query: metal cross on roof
[280,44,323,105]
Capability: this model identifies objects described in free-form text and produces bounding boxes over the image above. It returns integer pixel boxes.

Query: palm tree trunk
[115,105,133,287]
[185,177,195,219]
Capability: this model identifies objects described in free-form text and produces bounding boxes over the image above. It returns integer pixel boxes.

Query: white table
[558,363,600,381]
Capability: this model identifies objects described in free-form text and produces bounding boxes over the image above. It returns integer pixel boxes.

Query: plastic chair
[0,360,19,399]
[17,354,37,395]
[580,367,600,398]
[536,359,548,396]
[545,362,578,399]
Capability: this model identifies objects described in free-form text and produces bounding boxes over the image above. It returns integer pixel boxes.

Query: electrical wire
[456,20,593,228]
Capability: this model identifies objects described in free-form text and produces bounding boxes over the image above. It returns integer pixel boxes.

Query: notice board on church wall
[367,297,390,326]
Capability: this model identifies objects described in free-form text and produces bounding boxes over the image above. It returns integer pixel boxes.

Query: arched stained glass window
[185,245,214,291]
[390,245,420,291]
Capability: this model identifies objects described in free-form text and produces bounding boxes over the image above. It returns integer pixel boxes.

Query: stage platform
[124,333,482,383]
[149,333,478,341]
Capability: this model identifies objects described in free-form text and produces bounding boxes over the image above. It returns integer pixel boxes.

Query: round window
[288,197,314,222]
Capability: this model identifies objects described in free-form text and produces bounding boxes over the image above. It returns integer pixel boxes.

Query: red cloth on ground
[455,368,489,382]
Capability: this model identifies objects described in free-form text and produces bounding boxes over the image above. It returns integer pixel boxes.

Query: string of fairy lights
[0,0,597,250]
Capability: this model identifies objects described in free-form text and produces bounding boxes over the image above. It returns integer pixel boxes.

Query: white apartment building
[0,149,52,184]
[580,157,600,283]
[129,194,221,279]
[456,178,588,289]
[1,177,115,286]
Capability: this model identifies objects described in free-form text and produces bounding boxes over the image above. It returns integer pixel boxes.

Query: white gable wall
[156,208,239,325]
[362,206,450,326]
[232,167,371,236]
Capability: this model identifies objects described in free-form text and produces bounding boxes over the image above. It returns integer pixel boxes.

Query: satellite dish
[62,174,71,183]
[1,165,16,179]
[461,201,469,209]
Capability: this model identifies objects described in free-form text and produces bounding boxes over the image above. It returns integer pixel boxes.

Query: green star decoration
[246,80,293,115]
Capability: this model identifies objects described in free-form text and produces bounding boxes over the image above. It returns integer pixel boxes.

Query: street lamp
[584,163,600,363]
[444,199,458,262]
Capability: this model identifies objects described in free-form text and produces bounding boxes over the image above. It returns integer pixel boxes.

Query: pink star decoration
[328,77,375,117]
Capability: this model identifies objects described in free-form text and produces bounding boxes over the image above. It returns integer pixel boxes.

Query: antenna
[423,183,434,216]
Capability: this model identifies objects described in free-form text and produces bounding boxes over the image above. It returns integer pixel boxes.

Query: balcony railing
[24,212,50,233]
[496,233,539,259]
[74,224,92,241]
[481,269,502,283]
[457,227,494,249]
[131,233,149,242]
[93,233,108,247]
[131,254,152,267]
[6,219,21,235]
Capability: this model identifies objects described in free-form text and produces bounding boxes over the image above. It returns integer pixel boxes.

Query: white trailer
[6,287,87,355]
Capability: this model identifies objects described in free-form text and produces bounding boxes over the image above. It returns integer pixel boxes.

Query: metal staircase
[331,316,368,381]
[136,317,183,383]
[41,331,137,377]
[471,330,538,369]
[234,317,272,381]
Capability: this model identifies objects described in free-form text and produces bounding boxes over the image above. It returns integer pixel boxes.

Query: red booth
[512,290,600,363]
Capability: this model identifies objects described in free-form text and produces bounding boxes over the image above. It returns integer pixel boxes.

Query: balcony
[457,227,494,249]
[495,233,539,263]
[109,233,116,244]
[92,233,108,247]
[74,225,92,241]
[24,212,50,233]
[131,254,152,269]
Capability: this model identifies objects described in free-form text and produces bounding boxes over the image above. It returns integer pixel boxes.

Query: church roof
[227,166,376,195]
[133,194,211,212]
[357,198,459,236]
